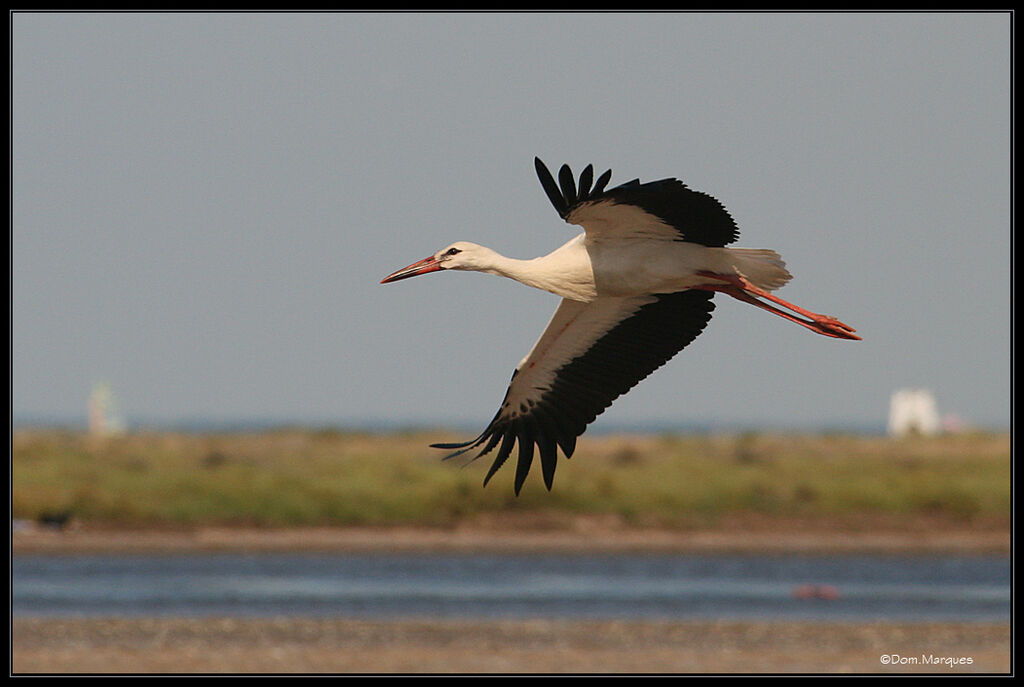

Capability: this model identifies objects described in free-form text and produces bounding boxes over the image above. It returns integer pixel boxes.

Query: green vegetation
[11,429,1010,529]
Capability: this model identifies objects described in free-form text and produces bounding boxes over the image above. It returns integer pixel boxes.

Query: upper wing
[534,157,739,247]
[433,290,716,494]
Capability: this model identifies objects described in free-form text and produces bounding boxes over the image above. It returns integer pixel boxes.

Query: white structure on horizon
[887,389,941,437]
[88,381,125,436]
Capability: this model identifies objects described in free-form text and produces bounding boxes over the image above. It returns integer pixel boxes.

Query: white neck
[465,239,595,301]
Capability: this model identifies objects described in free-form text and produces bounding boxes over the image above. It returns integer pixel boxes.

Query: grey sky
[12,12,1011,432]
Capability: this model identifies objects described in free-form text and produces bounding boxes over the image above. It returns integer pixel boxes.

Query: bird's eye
[446,248,461,256]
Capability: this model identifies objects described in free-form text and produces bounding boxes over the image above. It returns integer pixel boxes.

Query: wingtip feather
[558,164,577,207]
[592,168,612,196]
[513,438,535,496]
[577,164,594,200]
[535,157,568,217]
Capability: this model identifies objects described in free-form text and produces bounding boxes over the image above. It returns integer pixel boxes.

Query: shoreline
[12,519,1010,555]
[14,517,1010,673]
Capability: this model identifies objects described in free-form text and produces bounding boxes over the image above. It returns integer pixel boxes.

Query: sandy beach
[12,616,1010,674]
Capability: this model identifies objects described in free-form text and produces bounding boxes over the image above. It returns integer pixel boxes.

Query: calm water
[12,552,1010,622]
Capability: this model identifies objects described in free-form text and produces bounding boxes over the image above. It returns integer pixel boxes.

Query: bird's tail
[724,248,792,292]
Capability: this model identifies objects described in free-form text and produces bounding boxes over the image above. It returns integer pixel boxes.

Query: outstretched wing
[433,290,716,494]
[534,157,739,247]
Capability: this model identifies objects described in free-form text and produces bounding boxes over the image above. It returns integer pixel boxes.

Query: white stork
[381,158,860,494]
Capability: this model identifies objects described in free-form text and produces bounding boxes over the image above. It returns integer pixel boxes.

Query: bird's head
[380,241,495,283]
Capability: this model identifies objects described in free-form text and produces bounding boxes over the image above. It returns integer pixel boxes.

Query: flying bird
[381,158,860,494]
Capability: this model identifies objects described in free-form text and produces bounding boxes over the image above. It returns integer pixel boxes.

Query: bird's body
[436,236,788,302]
[382,158,859,494]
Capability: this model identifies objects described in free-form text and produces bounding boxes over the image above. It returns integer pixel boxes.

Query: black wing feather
[602,180,739,247]
[534,157,568,217]
[433,291,716,494]
[577,164,593,200]
[591,168,612,196]
[558,164,577,208]
[534,157,739,247]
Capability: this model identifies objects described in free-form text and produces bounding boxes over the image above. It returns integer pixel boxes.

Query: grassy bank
[11,429,1010,531]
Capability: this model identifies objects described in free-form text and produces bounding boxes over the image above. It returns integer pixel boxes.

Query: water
[12,552,1009,622]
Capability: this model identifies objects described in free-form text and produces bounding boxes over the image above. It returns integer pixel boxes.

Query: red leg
[695,271,861,340]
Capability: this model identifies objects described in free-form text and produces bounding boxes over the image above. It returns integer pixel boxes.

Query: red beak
[380,255,444,284]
